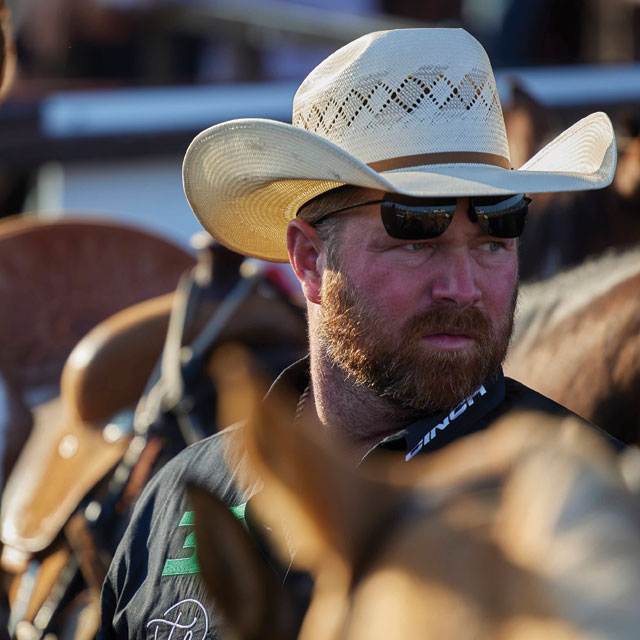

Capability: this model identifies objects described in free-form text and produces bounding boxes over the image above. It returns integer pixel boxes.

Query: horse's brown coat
[506,253,640,445]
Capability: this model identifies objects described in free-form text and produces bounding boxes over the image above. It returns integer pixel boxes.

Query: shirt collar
[363,371,506,463]
[269,356,506,463]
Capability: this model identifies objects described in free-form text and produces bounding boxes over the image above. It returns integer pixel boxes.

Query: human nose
[430,250,482,308]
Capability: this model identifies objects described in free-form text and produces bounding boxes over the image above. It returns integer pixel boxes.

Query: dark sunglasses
[310,193,531,239]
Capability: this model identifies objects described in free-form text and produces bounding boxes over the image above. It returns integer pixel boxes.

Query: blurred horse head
[190,345,640,640]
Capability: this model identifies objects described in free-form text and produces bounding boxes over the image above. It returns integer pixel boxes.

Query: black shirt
[99,358,623,639]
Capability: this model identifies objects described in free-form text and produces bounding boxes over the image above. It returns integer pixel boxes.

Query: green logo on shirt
[162,504,247,577]
[162,511,199,576]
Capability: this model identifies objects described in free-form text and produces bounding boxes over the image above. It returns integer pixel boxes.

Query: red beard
[318,269,516,413]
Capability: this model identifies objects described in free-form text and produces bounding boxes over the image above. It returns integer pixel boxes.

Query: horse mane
[513,243,640,347]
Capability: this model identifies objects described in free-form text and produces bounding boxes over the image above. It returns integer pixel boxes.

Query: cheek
[353,264,425,321]
[479,264,518,321]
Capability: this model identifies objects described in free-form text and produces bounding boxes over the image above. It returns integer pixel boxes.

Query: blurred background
[0,0,639,260]
[1,5,640,638]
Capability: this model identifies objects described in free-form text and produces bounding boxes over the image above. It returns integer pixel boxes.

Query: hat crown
[293,29,511,167]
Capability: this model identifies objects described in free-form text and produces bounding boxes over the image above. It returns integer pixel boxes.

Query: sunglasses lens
[471,195,530,238]
[380,200,457,239]
[373,195,529,240]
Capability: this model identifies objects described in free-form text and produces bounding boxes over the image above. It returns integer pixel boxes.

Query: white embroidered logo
[405,385,488,461]
[146,598,209,639]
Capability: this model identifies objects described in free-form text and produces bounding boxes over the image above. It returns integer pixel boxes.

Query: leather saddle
[0,215,196,638]
[0,231,307,639]
[0,215,196,401]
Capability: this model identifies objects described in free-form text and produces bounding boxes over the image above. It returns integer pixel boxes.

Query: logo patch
[162,504,247,577]
[146,598,209,639]
[406,385,488,461]
[162,511,199,576]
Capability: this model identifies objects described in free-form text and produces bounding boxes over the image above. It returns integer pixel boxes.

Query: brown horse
[505,244,640,446]
[190,346,640,640]
[503,87,640,440]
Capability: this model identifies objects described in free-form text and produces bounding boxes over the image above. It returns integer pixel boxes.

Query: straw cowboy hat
[183,28,617,262]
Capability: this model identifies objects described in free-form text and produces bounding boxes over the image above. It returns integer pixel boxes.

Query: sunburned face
[316,193,519,413]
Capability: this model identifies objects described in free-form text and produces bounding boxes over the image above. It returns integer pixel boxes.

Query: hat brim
[183,112,616,262]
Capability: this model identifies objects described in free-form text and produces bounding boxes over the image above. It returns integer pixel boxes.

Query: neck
[304,340,417,463]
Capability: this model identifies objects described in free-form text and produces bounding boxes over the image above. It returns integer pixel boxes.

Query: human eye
[480,240,507,253]
[404,242,430,252]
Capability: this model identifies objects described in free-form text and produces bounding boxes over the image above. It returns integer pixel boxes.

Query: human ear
[287,219,324,305]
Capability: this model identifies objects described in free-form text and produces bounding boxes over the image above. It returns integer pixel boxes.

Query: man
[100,28,618,638]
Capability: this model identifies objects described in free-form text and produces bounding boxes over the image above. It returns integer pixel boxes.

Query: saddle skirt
[0,293,177,560]
[0,215,196,565]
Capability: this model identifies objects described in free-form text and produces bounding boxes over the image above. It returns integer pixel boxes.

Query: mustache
[404,306,493,339]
